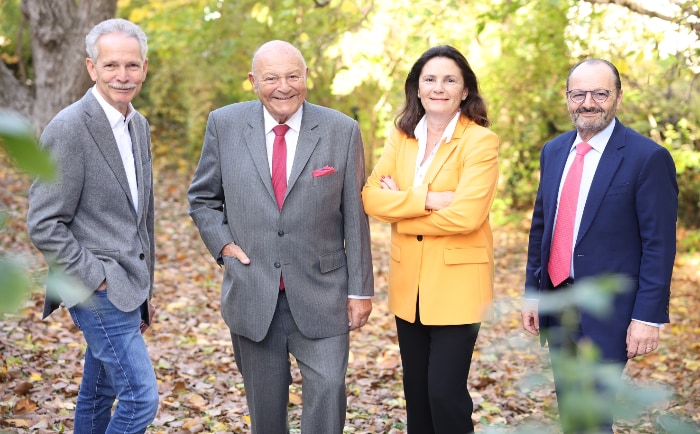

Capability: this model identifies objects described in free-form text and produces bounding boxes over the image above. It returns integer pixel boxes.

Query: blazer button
[274,262,281,268]
[139,253,145,260]
[417,235,423,241]
[278,230,284,236]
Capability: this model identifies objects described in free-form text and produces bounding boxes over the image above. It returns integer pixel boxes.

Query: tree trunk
[0,0,116,132]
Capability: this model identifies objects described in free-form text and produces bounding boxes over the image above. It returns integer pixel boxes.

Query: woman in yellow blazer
[362,45,499,434]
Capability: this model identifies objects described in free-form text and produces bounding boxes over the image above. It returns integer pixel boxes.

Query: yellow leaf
[29,372,42,381]
[684,359,700,371]
[289,392,302,405]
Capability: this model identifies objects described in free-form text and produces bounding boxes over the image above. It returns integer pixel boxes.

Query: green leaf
[0,258,31,314]
[0,110,55,179]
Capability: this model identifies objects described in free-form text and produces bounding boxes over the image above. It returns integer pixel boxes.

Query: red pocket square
[312,165,336,177]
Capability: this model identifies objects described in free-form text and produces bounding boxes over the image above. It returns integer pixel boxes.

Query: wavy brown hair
[395,45,490,137]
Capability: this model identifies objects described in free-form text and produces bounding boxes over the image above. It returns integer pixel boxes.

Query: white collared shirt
[91,86,139,213]
[263,106,303,181]
[412,111,461,186]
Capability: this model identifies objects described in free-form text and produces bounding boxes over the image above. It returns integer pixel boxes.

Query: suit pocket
[319,249,347,273]
[607,183,629,196]
[89,248,120,262]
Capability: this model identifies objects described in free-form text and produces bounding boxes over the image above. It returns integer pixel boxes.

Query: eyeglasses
[566,88,614,104]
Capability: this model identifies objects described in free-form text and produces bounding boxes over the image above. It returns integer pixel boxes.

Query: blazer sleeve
[187,111,236,261]
[632,145,677,322]
[27,118,105,291]
[343,121,375,297]
[396,127,499,236]
[362,128,432,223]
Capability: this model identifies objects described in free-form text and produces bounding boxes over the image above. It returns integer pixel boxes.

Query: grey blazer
[27,90,155,319]
[188,100,374,342]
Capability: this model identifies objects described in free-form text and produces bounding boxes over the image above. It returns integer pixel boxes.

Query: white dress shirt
[91,86,139,213]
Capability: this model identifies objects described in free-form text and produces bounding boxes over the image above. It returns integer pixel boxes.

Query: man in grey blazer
[188,40,374,433]
[27,19,158,433]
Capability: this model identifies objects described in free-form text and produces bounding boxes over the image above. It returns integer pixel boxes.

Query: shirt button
[139,253,145,260]
[417,235,423,241]
[278,230,284,236]
[274,262,281,268]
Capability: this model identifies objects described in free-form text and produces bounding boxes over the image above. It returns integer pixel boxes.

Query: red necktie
[272,124,289,290]
[272,124,290,210]
[548,142,593,287]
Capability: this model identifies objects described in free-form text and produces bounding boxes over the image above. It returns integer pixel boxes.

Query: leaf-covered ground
[1,161,698,433]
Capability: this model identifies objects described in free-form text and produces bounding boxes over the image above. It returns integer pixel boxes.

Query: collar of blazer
[82,91,144,221]
[243,101,324,204]
[545,119,625,246]
[419,114,476,185]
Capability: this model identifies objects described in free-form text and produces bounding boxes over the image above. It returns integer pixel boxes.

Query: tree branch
[582,0,700,35]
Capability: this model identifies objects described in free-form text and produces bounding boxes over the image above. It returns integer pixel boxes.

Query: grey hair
[85,18,148,62]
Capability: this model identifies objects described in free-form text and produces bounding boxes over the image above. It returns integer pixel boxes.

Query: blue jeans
[68,290,158,434]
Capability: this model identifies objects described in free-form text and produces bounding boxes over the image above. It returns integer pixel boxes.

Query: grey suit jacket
[27,89,155,319]
[188,100,374,342]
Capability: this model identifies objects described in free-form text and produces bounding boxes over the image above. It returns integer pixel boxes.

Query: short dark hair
[566,59,622,92]
[395,45,490,137]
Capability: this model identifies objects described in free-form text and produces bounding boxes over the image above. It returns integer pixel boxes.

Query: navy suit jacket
[525,119,677,361]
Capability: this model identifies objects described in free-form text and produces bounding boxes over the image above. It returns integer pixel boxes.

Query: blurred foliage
[502,275,700,433]
[0,110,51,313]
[1,0,698,229]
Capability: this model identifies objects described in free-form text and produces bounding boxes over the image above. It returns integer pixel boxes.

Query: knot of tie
[273,124,290,137]
[577,142,592,156]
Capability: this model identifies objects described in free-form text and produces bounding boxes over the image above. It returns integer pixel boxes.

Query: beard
[569,102,616,136]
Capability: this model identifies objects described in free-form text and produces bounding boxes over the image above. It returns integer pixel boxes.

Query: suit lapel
[288,102,320,193]
[576,123,625,244]
[420,117,470,185]
[129,119,145,224]
[243,103,278,205]
[83,93,136,214]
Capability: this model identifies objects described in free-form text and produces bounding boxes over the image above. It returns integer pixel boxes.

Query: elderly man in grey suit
[188,40,374,433]
[27,19,158,433]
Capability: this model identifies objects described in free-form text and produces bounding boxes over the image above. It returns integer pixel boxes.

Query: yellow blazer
[362,115,499,325]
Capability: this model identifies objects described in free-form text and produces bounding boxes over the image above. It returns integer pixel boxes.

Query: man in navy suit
[522,59,677,432]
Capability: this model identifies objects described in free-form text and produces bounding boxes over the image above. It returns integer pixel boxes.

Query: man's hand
[347,298,372,331]
[221,242,250,264]
[521,299,540,335]
[626,320,659,358]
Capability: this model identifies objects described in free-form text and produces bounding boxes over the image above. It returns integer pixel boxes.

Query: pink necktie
[272,124,289,290]
[548,142,593,287]
[272,124,290,210]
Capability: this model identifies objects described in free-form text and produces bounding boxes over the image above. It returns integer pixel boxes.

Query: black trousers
[395,303,480,434]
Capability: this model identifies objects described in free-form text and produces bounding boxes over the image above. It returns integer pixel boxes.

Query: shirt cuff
[348,295,372,299]
[632,318,663,328]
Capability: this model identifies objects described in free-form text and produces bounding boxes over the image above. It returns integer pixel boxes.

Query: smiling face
[567,62,622,141]
[248,41,308,124]
[86,32,148,116]
[417,56,467,121]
